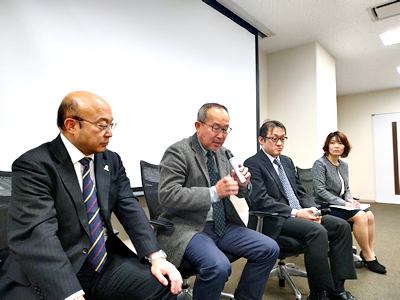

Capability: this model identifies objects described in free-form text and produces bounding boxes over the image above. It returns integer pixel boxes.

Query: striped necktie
[206,151,225,237]
[273,159,302,210]
[80,157,107,272]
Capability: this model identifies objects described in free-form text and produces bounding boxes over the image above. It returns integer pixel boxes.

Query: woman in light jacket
[311,131,386,274]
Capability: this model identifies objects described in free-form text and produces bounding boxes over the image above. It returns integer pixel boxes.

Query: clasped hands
[215,164,250,198]
[345,199,360,208]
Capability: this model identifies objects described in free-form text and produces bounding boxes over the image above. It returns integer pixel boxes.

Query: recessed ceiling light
[379,28,400,46]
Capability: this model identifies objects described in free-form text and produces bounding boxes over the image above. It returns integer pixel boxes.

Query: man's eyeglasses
[263,136,288,143]
[73,117,117,131]
[200,121,232,134]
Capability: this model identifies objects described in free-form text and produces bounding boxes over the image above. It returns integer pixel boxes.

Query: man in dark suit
[0,91,182,300]
[244,120,357,300]
[157,103,279,300]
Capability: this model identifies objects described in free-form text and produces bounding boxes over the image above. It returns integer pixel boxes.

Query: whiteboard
[0,0,257,188]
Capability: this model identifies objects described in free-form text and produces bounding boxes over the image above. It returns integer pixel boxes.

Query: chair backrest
[140,160,162,220]
[0,171,11,269]
[0,171,11,197]
[296,167,314,197]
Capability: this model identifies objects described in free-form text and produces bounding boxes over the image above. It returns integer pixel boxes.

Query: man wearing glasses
[0,91,182,300]
[244,120,357,300]
[157,103,279,300]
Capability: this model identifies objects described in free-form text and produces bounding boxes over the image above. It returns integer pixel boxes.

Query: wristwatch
[146,249,167,263]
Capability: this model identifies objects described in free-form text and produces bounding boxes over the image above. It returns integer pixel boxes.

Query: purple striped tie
[80,157,107,272]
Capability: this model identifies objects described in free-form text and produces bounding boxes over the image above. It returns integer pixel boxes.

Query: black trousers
[279,215,357,292]
[77,235,176,300]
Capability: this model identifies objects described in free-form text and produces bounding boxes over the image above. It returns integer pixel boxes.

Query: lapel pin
[104,165,109,172]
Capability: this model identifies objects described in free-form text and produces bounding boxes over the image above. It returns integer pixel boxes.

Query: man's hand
[232,164,251,187]
[215,175,239,198]
[75,297,85,300]
[296,208,321,224]
[150,258,183,295]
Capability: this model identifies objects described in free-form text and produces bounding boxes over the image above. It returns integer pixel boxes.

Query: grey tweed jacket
[311,155,352,206]
[157,133,251,267]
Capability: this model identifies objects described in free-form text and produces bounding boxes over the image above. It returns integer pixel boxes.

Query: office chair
[247,204,307,300]
[140,160,235,300]
[296,167,363,268]
[0,171,12,270]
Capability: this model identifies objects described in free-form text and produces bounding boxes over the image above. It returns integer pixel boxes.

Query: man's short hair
[57,99,80,130]
[197,103,229,122]
[259,119,286,138]
[322,131,352,158]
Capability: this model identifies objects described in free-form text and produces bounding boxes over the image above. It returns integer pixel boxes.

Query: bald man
[0,91,182,300]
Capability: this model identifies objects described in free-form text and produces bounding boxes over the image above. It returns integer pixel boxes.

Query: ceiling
[230,0,400,96]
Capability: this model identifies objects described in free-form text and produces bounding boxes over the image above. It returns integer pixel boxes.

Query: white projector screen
[0,0,257,188]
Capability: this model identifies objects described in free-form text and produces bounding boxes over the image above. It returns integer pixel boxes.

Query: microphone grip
[311,208,331,216]
[225,150,246,183]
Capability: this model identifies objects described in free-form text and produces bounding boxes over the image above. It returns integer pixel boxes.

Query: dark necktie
[273,159,302,210]
[206,151,225,237]
[80,157,107,272]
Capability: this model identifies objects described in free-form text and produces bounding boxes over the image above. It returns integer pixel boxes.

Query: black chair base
[269,259,307,300]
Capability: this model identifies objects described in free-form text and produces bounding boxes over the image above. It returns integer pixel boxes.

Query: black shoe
[363,259,387,274]
[328,290,357,300]
[360,251,386,270]
[360,251,387,274]
[307,290,329,300]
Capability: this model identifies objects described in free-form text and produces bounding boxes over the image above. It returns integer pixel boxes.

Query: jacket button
[82,248,88,255]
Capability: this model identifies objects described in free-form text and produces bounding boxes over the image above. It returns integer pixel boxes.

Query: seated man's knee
[200,255,232,281]
[309,224,329,244]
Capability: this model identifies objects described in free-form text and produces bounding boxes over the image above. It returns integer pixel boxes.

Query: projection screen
[0,0,258,189]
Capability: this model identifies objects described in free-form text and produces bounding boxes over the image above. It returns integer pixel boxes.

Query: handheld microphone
[225,150,246,183]
[311,208,331,216]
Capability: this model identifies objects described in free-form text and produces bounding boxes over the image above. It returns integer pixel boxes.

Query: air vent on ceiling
[372,0,400,20]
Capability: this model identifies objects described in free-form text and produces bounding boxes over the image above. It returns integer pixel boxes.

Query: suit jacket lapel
[258,151,287,199]
[94,153,110,220]
[190,133,210,185]
[51,135,90,237]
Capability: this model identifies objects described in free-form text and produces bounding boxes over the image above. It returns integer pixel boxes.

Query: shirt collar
[261,148,280,164]
[60,133,95,164]
[196,134,209,156]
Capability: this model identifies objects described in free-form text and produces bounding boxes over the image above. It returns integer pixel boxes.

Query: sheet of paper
[329,203,370,210]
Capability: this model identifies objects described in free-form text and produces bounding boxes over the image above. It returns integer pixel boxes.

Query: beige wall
[258,44,268,124]
[263,42,337,168]
[337,87,400,201]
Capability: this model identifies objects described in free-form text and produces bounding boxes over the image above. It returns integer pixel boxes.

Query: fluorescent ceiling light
[379,28,400,46]
[397,67,400,74]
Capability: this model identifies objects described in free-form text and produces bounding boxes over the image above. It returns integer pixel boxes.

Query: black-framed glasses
[263,136,288,143]
[73,117,117,131]
[200,121,232,134]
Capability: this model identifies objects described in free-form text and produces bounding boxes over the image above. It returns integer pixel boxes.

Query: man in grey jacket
[157,103,279,300]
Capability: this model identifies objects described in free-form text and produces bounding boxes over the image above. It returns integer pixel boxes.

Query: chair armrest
[249,211,279,217]
[149,219,174,229]
[249,211,279,233]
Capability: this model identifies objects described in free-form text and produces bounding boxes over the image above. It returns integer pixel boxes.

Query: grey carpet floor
[212,203,400,299]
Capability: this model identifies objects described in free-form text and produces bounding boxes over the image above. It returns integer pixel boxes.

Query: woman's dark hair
[322,131,352,158]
